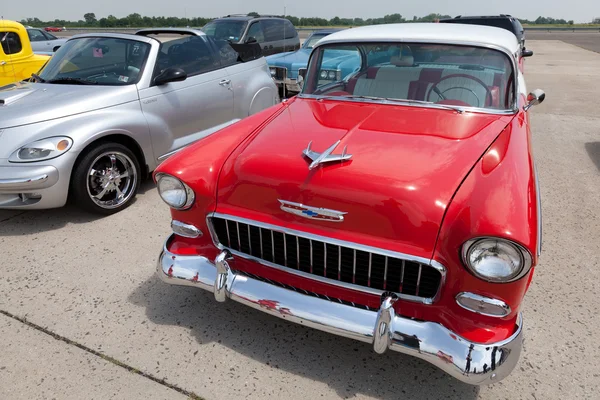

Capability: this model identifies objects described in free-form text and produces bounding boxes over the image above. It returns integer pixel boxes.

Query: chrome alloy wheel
[86,151,137,209]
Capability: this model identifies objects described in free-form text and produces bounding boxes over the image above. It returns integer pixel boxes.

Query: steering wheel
[427,74,493,108]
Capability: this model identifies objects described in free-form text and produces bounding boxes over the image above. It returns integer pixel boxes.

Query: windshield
[301,42,515,111]
[303,33,329,49]
[38,37,150,85]
[202,20,247,42]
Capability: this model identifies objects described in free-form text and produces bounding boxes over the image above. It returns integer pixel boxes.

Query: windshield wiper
[29,73,46,83]
[46,77,98,85]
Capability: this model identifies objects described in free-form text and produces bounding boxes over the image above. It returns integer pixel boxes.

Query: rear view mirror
[155,67,187,85]
[524,89,545,111]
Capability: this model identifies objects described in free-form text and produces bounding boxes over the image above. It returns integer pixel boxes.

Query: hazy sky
[2,0,599,23]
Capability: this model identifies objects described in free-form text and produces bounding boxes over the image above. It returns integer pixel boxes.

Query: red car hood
[216,98,514,259]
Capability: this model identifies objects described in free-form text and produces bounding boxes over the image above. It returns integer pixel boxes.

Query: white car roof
[316,23,520,55]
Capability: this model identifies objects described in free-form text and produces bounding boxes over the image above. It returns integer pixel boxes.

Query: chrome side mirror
[524,89,545,111]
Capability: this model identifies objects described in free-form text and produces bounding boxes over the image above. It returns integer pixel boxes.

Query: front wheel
[70,142,140,215]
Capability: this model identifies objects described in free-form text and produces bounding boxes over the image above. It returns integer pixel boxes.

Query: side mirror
[524,89,545,111]
[155,67,187,85]
[245,37,257,44]
[522,49,534,58]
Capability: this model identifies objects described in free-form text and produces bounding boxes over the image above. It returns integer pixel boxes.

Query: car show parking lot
[0,34,599,400]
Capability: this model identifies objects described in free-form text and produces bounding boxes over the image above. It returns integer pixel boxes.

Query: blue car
[266,29,342,94]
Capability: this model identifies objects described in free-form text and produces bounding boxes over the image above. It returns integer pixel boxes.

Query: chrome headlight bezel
[155,173,195,210]
[461,237,533,283]
[8,136,73,163]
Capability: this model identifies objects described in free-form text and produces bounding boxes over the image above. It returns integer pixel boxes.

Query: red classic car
[44,26,63,32]
[154,23,545,385]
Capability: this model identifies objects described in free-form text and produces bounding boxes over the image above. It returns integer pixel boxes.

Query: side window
[262,20,284,42]
[246,21,265,42]
[211,38,240,67]
[0,32,23,55]
[28,29,46,42]
[283,20,297,39]
[158,36,220,77]
[42,31,58,40]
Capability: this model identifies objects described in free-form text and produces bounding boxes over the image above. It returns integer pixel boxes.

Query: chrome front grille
[209,215,443,302]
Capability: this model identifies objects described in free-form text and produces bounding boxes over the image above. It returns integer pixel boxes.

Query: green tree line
[19,12,593,28]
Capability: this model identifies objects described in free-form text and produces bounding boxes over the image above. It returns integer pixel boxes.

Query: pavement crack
[0,309,204,400]
[0,211,27,224]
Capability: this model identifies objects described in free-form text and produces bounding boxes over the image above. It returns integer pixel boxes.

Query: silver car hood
[0,82,139,130]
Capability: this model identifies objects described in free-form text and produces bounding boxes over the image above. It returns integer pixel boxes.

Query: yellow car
[0,20,50,85]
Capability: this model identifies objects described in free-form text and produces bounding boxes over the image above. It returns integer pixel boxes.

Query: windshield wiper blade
[29,73,46,83]
[316,94,466,112]
[46,77,98,85]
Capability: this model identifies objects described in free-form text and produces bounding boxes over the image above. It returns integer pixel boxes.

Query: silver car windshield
[37,37,151,85]
[301,42,515,111]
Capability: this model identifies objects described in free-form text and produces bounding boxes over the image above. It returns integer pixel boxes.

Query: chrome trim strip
[157,239,524,386]
[352,249,357,284]
[270,230,275,261]
[283,233,287,265]
[296,236,300,269]
[225,220,231,247]
[400,260,405,291]
[236,221,241,250]
[415,264,422,297]
[157,147,185,161]
[207,213,446,304]
[456,292,511,318]
[383,257,389,290]
[337,246,342,280]
[0,174,48,188]
[367,253,372,286]
[324,243,327,277]
[248,225,252,255]
[259,227,263,259]
[534,161,542,256]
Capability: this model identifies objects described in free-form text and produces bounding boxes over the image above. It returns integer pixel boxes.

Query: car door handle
[219,79,231,86]
[0,61,6,66]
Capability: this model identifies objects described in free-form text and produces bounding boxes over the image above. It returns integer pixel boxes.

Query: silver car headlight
[9,136,73,163]
[156,173,195,210]
[461,237,532,283]
[269,67,277,77]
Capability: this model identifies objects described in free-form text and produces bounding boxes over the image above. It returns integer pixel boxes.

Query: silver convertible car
[0,28,279,214]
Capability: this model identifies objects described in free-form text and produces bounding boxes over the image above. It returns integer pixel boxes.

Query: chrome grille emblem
[278,200,347,222]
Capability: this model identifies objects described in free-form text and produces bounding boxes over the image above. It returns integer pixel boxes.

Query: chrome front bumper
[157,236,523,385]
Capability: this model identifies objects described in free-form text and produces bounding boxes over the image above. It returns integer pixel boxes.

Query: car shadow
[129,275,480,400]
[585,142,600,171]
[0,180,155,236]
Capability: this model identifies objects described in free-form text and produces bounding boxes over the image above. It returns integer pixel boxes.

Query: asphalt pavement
[0,39,599,399]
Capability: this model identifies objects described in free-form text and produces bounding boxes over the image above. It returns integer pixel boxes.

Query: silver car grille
[209,215,443,303]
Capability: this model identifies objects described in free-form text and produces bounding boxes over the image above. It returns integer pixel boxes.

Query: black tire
[70,142,141,215]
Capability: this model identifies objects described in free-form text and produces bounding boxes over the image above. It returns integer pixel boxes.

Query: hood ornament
[302,140,352,170]
[279,200,347,222]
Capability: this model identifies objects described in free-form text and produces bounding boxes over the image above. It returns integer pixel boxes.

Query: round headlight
[270,68,276,77]
[320,70,328,79]
[156,173,195,210]
[328,71,336,79]
[462,238,532,283]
